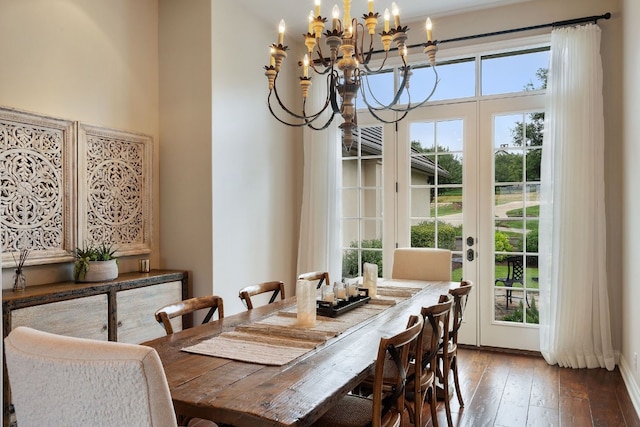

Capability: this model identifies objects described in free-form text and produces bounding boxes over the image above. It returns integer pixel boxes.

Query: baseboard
[619,355,640,419]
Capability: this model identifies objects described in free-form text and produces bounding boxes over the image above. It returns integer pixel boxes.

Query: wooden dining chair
[312,314,424,427]
[155,295,224,335]
[406,293,453,427]
[297,271,330,289]
[238,280,285,309]
[437,279,473,426]
[391,247,452,281]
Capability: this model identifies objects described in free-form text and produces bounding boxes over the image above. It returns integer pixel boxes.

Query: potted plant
[74,243,119,282]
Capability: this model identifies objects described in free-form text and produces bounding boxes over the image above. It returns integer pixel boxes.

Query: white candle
[269,47,275,66]
[391,2,400,27]
[426,17,433,41]
[303,54,309,77]
[343,0,351,29]
[278,19,285,45]
[383,8,390,32]
[308,11,314,33]
[315,0,321,17]
[368,0,374,13]
[332,5,339,31]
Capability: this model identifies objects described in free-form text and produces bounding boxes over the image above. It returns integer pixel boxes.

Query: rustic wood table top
[143,279,460,427]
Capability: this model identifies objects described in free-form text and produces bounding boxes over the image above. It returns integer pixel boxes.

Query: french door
[478,95,545,351]
[343,94,545,351]
[397,102,479,346]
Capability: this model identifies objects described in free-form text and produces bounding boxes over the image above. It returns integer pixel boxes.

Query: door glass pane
[493,110,543,324]
[409,119,463,279]
[342,125,383,279]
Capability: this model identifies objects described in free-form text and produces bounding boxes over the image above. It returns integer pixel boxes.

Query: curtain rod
[434,12,611,46]
[378,12,612,56]
[310,12,611,64]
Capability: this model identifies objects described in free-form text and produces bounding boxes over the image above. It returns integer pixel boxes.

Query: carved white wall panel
[77,124,152,256]
[0,107,76,267]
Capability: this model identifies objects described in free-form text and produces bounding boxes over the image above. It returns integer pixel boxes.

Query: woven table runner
[182,282,424,366]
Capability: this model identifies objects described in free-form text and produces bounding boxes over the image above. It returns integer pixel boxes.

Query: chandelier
[265,0,439,152]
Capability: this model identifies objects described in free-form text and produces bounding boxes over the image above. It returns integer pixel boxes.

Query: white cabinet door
[116,281,183,343]
[11,294,109,340]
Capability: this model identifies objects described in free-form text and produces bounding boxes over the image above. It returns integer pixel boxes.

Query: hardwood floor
[417,347,640,427]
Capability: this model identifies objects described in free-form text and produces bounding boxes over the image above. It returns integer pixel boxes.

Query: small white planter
[75,259,118,282]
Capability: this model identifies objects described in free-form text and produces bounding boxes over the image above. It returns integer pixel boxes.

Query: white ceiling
[241,0,531,35]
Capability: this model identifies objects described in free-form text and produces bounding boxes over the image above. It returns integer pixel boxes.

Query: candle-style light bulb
[278,19,285,44]
[383,8,390,32]
[303,54,309,77]
[332,5,340,31]
[315,0,321,17]
[426,17,433,41]
[391,2,400,27]
[308,11,314,33]
[270,47,275,66]
[343,0,351,29]
[368,0,374,13]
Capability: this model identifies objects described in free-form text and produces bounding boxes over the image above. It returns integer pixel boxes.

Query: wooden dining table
[143,279,460,427]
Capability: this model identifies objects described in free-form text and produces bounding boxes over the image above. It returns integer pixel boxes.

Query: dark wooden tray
[317,289,370,318]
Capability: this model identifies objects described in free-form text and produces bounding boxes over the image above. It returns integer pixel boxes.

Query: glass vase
[13,269,26,292]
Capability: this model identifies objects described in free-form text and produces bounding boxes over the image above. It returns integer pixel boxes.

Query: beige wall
[0,0,160,285]
[158,0,214,306]
[209,1,303,314]
[623,0,640,406]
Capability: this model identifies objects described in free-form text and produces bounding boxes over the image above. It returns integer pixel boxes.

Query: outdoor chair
[494,255,524,308]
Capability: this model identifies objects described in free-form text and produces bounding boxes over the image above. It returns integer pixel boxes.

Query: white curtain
[296,82,342,286]
[539,24,615,370]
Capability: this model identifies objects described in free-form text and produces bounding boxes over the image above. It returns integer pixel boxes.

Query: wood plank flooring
[418,347,640,427]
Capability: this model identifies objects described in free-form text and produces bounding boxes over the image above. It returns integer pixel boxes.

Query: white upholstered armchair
[4,326,178,427]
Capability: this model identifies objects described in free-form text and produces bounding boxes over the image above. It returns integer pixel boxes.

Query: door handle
[466,248,475,262]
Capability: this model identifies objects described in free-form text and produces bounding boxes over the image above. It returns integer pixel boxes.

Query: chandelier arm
[268,92,326,127]
[364,105,408,124]
[359,66,409,111]
[329,72,342,115]
[270,73,332,121]
[304,109,338,131]
[362,58,389,74]
[360,31,375,66]
[315,43,332,69]
[385,66,440,112]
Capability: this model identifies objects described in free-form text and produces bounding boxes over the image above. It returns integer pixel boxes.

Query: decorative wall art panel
[78,124,152,256]
[0,107,76,267]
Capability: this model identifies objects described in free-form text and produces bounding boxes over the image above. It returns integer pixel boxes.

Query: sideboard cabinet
[2,269,189,427]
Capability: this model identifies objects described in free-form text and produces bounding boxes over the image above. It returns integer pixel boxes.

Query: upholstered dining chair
[406,293,453,427]
[298,271,330,289]
[438,279,474,427]
[238,280,285,309]
[155,295,224,335]
[391,247,452,281]
[312,314,424,427]
[4,326,178,427]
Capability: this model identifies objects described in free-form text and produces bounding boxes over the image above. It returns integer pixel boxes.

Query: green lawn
[452,265,539,288]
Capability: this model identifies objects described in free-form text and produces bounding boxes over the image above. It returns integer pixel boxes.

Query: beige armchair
[4,326,178,427]
[391,247,452,281]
